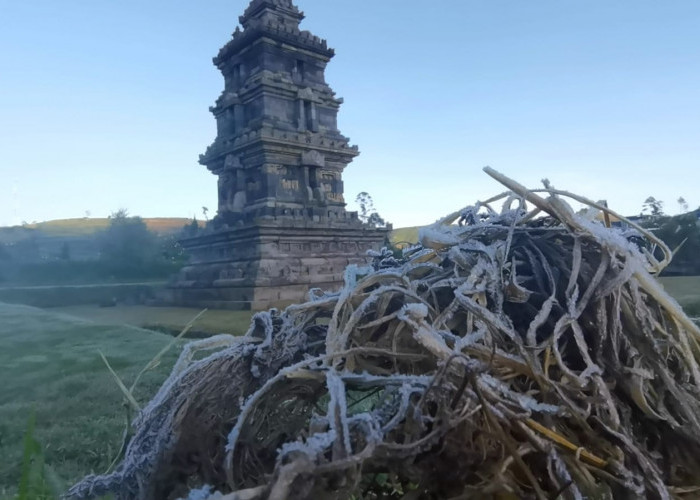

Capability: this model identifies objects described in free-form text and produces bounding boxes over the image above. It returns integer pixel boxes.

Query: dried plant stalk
[66,169,700,500]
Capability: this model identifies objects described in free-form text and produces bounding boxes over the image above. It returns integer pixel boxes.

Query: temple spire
[168,0,389,311]
[239,0,305,30]
[203,0,355,225]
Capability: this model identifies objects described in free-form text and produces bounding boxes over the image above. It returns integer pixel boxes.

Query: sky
[1,0,699,228]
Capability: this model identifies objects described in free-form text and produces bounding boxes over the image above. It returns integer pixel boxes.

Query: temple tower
[169,0,389,310]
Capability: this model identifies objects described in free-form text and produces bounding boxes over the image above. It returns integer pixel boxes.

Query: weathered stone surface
[170,222,386,310]
[168,0,388,310]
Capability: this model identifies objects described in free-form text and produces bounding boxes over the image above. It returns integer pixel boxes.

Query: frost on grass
[67,168,700,500]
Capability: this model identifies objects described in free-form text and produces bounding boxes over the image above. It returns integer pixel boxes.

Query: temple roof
[239,0,305,29]
[215,0,333,66]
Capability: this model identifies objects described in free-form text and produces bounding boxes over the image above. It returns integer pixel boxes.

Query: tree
[655,212,700,275]
[367,212,386,228]
[59,242,71,261]
[642,196,664,217]
[202,206,209,221]
[355,192,374,220]
[355,192,386,228]
[181,217,200,238]
[99,209,158,277]
[678,197,689,214]
[0,243,10,261]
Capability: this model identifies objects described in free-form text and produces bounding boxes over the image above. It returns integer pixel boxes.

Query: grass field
[0,303,186,498]
[389,226,421,247]
[660,276,700,317]
[51,305,255,337]
[0,276,697,497]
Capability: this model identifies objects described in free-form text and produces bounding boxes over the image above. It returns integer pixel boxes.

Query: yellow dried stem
[525,419,608,469]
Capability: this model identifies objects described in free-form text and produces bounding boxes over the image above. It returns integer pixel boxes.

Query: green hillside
[6,217,418,246]
[390,226,421,247]
[26,218,111,237]
[22,217,201,237]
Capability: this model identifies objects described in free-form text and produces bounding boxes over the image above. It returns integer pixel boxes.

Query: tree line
[640,196,700,276]
[0,211,193,285]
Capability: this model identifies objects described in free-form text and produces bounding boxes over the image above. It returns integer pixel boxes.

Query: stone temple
[169,0,389,310]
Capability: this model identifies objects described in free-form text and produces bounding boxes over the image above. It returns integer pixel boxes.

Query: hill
[20,217,202,237]
[0,217,205,245]
[3,217,418,249]
[0,218,203,284]
[389,226,421,247]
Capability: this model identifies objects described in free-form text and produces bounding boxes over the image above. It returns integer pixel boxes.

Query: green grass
[0,283,164,308]
[15,411,59,500]
[389,226,421,248]
[0,277,696,498]
[659,275,700,317]
[0,303,186,498]
[51,305,254,337]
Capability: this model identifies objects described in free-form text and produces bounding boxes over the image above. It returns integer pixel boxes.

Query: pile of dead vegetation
[67,168,700,500]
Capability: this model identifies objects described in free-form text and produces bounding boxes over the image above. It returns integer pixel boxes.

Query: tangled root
[67,169,700,500]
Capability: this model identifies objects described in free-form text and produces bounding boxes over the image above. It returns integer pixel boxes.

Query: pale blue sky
[1,0,699,228]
